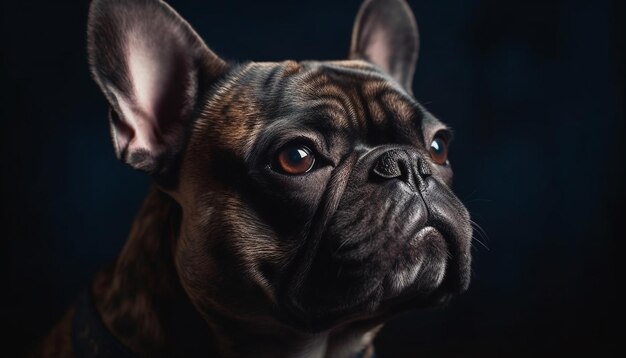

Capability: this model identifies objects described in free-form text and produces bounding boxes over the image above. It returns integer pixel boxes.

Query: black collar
[71,287,374,358]
[71,289,135,357]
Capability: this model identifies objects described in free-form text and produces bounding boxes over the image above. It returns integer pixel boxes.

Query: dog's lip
[394,224,470,300]
[426,222,472,294]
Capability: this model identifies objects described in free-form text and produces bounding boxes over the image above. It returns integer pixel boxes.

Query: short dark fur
[38,0,472,357]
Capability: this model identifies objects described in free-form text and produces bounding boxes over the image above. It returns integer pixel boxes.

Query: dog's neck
[92,186,379,358]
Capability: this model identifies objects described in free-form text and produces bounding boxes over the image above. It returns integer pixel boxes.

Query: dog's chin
[355,226,458,316]
[284,226,466,332]
[383,226,449,298]
[373,226,465,316]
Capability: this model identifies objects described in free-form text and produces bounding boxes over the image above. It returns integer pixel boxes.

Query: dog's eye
[429,134,449,165]
[275,145,315,175]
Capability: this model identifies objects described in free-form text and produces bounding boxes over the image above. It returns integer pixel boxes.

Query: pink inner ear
[115,25,195,161]
[88,0,227,173]
[364,26,392,75]
[128,34,167,125]
[125,33,171,154]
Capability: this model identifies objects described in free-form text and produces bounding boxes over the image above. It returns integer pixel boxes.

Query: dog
[37,0,472,356]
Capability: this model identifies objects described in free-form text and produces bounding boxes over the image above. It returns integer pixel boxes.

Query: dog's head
[88,0,472,331]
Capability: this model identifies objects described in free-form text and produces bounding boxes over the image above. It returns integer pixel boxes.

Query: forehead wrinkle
[290,64,384,129]
[318,61,416,102]
[308,84,357,129]
[381,91,417,123]
[194,63,267,157]
[285,61,428,147]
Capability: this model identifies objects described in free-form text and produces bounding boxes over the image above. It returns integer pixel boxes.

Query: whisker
[470,219,490,251]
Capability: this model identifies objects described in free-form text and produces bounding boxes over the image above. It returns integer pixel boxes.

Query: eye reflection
[276,145,315,174]
[429,135,449,165]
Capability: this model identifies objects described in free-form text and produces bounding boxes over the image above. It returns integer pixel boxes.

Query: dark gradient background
[1,0,623,356]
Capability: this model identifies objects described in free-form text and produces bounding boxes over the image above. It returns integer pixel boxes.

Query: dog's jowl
[38,0,472,357]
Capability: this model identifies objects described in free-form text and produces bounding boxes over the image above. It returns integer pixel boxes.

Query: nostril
[370,148,433,191]
[372,151,403,178]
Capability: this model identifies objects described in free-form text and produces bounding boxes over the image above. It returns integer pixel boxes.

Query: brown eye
[429,134,449,165]
[275,145,315,175]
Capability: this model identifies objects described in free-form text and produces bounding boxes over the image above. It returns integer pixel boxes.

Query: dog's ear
[87,0,227,174]
[349,0,419,93]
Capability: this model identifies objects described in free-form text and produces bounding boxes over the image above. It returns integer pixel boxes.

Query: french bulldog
[38,0,472,357]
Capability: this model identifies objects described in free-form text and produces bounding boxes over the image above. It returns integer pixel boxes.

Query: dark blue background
[1,0,623,356]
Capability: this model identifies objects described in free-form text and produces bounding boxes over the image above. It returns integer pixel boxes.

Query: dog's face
[88,0,472,331]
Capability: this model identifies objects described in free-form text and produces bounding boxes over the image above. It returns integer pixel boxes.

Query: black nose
[372,148,431,189]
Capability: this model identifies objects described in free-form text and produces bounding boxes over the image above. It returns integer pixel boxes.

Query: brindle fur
[38,0,472,357]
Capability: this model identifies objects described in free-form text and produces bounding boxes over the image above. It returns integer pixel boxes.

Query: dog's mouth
[384,226,449,297]
[378,224,469,310]
[280,220,471,331]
